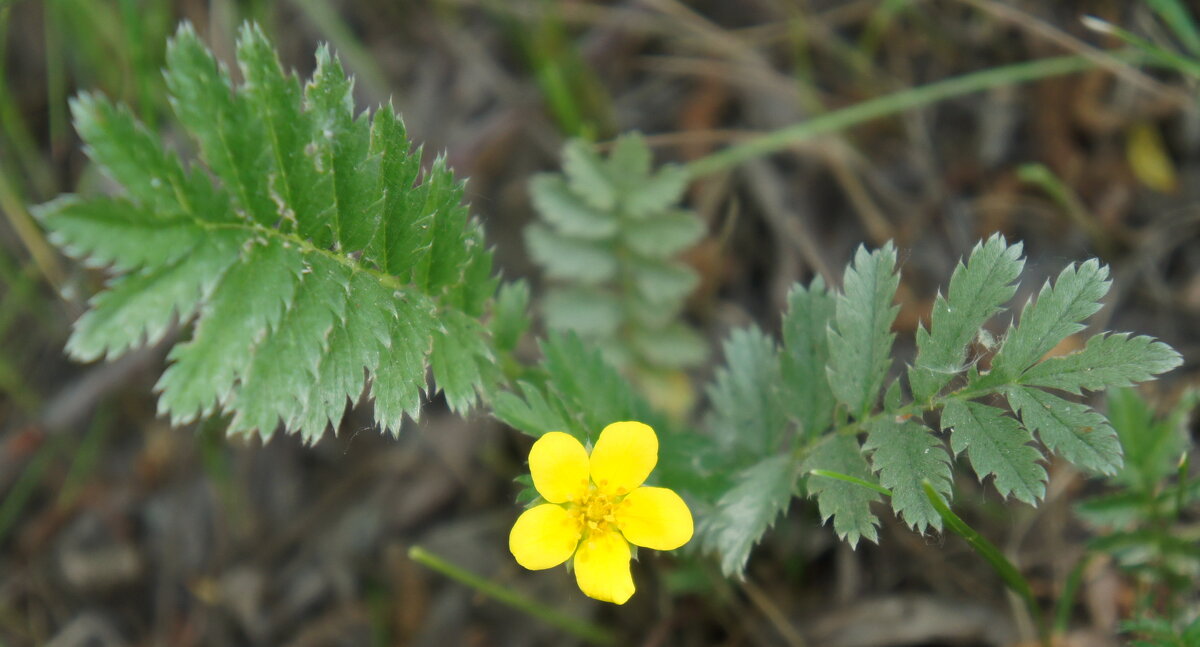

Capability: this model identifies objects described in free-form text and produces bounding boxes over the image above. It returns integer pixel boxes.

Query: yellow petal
[616,486,693,551]
[589,421,657,495]
[529,432,590,503]
[509,504,581,570]
[573,530,635,604]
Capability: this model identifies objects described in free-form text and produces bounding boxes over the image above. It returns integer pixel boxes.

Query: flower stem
[922,483,1048,647]
[408,545,616,645]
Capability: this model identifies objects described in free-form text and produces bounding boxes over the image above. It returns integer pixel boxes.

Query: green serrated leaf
[802,434,881,547]
[37,196,202,272]
[228,255,347,437]
[705,326,786,459]
[238,22,329,237]
[290,271,393,442]
[373,295,436,431]
[781,277,837,440]
[39,23,498,441]
[431,309,491,414]
[989,259,1110,380]
[166,23,276,227]
[1006,386,1122,475]
[1019,333,1182,394]
[942,399,1046,504]
[69,92,233,222]
[865,418,952,532]
[700,454,797,576]
[64,229,247,361]
[157,238,305,424]
[827,243,900,418]
[371,106,423,274]
[307,47,382,253]
[910,234,1024,402]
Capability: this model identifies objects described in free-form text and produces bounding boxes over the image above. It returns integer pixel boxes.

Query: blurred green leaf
[699,454,797,576]
[705,327,786,460]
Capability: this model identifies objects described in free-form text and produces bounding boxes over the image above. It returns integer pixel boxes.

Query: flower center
[571,485,622,536]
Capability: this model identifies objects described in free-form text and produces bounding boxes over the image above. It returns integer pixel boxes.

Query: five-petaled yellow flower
[509,421,693,604]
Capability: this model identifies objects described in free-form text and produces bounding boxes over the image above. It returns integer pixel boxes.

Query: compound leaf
[36,23,497,441]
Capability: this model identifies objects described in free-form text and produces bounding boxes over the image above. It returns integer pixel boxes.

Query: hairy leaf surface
[943,399,1047,504]
[910,234,1024,402]
[828,243,900,418]
[1006,386,1122,476]
[1019,333,1182,394]
[865,418,953,532]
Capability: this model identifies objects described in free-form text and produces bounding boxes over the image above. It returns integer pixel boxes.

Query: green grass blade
[684,54,1134,178]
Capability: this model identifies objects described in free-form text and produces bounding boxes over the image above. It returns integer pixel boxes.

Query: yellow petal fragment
[573,530,635,604]
[616,486,694,551]
[589,421,658,495]
[529,431,590,503]
[509,504,581,570]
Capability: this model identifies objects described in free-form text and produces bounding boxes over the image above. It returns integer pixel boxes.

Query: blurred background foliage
[1,1,1198,645]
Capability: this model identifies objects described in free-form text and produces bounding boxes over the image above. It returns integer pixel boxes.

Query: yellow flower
[508,421,693,604]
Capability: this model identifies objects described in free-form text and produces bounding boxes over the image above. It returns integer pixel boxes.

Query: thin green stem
[683,53,1139,179]
[408,546,616,645]
[923,482,1048,647]
[809,469,893,497]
